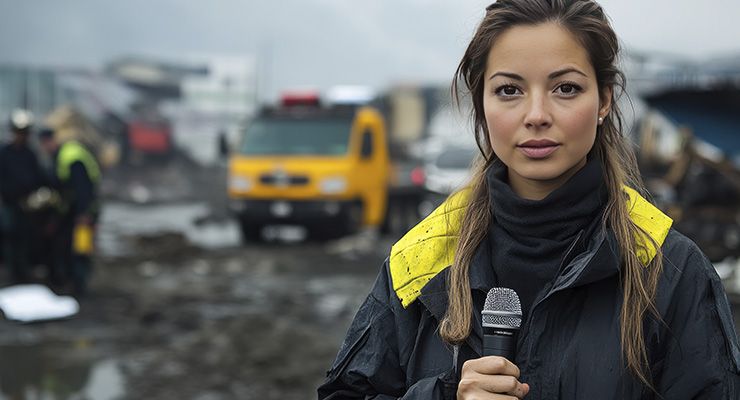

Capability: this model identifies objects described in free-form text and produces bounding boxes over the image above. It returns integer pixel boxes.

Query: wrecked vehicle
[637,85,740,297]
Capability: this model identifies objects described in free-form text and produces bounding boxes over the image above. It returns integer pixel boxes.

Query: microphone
[482,287,522,360]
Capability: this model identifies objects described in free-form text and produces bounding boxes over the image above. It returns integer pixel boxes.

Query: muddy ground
[0,157,395,400]
[0,156,739,400]
[0,233,390,400]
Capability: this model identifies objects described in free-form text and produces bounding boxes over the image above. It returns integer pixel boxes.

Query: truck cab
[228,91,389,241]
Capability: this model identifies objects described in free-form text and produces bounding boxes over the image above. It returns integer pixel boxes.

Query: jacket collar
[549,227,620,292]
[417,225,621,356]
[390,186,671,310]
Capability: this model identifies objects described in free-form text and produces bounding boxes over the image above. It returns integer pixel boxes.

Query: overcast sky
[2,0,738,99]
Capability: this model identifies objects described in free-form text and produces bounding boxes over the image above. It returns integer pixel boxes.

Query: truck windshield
[240,118,352,156]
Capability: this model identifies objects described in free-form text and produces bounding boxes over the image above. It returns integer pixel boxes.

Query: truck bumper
[229,198,362,227]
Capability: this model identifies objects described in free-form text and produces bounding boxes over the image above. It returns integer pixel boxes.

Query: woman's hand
[457,356,530,399]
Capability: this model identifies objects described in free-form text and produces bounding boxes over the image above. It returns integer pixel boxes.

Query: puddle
[95,200,394,259]
[81,359,125,400]
[0,343,125,400]
[97,202,240,257]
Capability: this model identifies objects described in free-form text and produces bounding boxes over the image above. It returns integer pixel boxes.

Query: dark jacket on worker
[318,183,740,398]
[50,141,100,219]
[0,141,44,207]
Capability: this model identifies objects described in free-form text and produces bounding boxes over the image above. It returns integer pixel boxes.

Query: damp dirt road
[0,200,393,399]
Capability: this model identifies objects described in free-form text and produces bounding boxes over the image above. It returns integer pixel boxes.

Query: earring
[598,116,604,125]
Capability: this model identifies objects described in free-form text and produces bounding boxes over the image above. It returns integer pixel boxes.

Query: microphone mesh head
[483,287,522,329]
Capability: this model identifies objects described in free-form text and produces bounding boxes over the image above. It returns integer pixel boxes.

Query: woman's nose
[524,95,553,129]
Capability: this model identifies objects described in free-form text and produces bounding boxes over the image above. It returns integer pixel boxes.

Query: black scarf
[486,157,608,315]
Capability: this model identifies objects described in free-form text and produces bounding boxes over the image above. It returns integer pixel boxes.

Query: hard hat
[9,109,34,132]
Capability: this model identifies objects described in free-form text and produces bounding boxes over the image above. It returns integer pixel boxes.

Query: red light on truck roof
[410,167,426,186]
[281,91,321,107]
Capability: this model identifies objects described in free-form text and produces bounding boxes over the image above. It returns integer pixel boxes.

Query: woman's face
[483,22,611,200]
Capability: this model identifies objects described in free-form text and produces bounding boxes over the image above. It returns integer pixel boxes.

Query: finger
[476,375,527,398]
[465,356,521,377]
[457,381,519,400]
[506,382,529,399]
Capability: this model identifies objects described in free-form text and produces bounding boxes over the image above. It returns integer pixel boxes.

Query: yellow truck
[228,92,391,241]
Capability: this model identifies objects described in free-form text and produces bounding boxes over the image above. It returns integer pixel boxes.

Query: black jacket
[57,161,96,218]
[318,189,740,399]
[0,142,44,207]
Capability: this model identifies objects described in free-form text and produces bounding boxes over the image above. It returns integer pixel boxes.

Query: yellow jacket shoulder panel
[390,186,673,307]
[389,189,469,307]
[623,186,673,265]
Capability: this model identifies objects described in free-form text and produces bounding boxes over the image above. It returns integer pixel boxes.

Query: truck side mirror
[360,129,373,159]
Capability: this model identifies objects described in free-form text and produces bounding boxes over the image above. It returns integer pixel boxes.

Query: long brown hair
[441,0,665,389]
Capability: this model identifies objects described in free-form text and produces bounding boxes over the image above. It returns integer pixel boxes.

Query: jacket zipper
[519,229,585,358]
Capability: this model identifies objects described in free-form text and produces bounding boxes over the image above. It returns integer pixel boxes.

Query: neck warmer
[486,156,608,315]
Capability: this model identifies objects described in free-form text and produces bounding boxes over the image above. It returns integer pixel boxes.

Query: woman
[318,1,740,398]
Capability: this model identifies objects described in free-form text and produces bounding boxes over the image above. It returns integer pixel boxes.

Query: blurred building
[0,66,74,138]
[169,55,258,165]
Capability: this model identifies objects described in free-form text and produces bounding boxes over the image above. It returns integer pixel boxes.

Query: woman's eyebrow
[548,67,587,79]
[489,71,523,81]
[489,67,588,81]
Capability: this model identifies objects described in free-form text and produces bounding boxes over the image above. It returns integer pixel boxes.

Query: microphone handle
[483,330,517,360]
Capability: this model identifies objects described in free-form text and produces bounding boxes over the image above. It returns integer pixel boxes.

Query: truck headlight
[320,177,347,194]
[229,176,252,192]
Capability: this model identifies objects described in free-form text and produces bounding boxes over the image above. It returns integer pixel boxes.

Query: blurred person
[0,109,45,283]
[38,128,100,295]
[318,1,740,399]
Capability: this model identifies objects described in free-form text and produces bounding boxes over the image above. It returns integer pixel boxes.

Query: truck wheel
[310,204,362,241]
[381,201,404,235]
[344,203,364,235]
[309,225,339,241]
[239,221,263,243]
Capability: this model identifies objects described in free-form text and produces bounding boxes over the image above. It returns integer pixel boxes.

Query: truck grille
[259,174,310,186]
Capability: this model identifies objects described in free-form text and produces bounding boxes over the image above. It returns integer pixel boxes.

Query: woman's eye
[556,83,581,96]
[495,85,520,97]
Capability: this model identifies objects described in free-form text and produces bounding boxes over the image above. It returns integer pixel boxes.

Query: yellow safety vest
[57,141,100,183]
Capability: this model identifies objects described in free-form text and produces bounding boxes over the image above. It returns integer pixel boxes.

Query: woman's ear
[599,86,613,118]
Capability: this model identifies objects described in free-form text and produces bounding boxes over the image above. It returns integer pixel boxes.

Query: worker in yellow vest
[38,128,100,295]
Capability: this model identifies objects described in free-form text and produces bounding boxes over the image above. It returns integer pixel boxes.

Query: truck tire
[310,202,363,241]
[309,225,340,241]
[381,200,405,235]
[239,221,263,243]
[344,202,364,235]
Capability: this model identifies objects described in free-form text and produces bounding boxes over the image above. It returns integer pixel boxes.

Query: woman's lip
[519,139,558,147]
[518,144,559,159]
